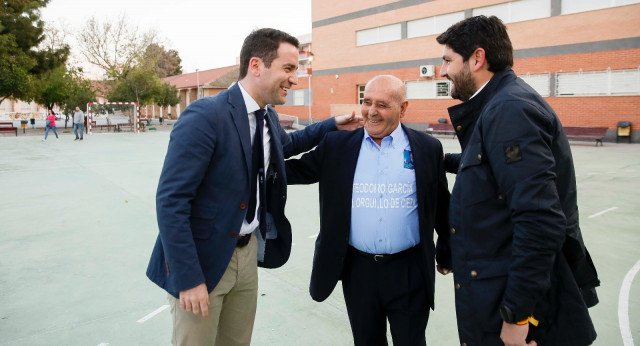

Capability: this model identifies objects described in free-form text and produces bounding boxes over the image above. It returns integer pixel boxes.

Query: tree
[155,82,180,118]
[107,67,160,105]
[30,66,69,111]
[0,0,69,103]
[62,68,95,113]
[0,35,36,103]
[77,15,157,79]
[30,65,96,113]
[143,43,182,78]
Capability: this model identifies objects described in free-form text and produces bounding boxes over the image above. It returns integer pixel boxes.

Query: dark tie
[246,109,265,223]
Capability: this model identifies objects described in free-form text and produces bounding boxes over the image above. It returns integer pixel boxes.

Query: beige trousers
[168,234,258,346]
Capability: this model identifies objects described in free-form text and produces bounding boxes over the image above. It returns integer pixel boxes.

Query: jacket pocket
[458,143,498,207]
[467,257,509,332]
[190,205,218,239]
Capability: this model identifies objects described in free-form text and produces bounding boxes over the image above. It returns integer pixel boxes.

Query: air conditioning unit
[420,65,434,77]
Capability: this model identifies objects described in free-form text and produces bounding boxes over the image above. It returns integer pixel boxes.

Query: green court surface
[0,131,638,345]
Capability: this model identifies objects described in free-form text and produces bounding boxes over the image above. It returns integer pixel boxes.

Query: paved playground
[0,129,638,345]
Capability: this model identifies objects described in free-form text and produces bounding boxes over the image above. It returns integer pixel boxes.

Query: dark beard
[450,63,476,102]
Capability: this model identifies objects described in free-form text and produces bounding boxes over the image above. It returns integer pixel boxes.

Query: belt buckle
[374,254,384,262]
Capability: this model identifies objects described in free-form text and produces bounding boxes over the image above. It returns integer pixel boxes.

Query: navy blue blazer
[285,125,451,308]
[147,83,338,298]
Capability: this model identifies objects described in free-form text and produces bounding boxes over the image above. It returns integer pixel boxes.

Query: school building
[275,0,640,142]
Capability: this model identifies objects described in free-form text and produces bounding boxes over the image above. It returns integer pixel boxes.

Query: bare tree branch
[76,14,158,79]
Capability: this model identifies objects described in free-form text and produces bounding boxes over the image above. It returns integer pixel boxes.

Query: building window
[561,0,640,15]
[358,85,366,104]
[519,73,551,97]
[356,23,402,46]
[407,11,465,38]
[436,81,451,97]
[556,69,640,96]
[406,80,451,99]
[293,89,306,106]
[473,0,551,23]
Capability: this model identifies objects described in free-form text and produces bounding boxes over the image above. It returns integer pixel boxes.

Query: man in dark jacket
[436,16,599,346]
[286,75,451,345]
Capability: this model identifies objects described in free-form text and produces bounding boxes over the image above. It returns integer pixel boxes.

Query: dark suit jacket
[285,125,451,308]
[146,83,338,298]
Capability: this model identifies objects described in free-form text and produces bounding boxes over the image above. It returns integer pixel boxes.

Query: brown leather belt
[350,244,419,263]
[236,234,252,248]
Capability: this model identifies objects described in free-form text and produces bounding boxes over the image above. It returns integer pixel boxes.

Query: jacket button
[239,203,246,210]
[461,343,468,346]
[451,227,456,235]
[230,231,238,238]
[471,270,477,278]
[456,125,462,131]
[455,283,461,290]
[477,154,482,160]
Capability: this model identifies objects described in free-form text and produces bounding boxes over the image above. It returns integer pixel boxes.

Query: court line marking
[137,305,169,323]
[588,206,618,219]
[619,259,640,346]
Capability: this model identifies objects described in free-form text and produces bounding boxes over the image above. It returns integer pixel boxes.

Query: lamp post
[308,55,313,124]
[196,68,200,99]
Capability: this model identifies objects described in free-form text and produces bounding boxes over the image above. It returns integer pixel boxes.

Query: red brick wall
[277,50,640,131]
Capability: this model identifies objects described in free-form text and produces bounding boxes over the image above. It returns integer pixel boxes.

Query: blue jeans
[44,126,58,139]
[74,123,84,139]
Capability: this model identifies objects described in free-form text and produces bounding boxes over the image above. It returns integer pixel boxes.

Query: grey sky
[41,0,312,75]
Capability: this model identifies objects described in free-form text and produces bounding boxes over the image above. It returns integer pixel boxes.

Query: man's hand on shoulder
[334,111,363,131]
[179,282,210,317]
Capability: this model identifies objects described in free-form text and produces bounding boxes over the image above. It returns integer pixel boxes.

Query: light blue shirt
[350,125,419,254]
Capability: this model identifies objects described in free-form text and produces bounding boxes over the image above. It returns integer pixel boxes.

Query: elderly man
[286,75,451,346]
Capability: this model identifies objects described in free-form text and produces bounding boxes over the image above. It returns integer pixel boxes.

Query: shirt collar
[238,81,263,114]
[363,123,405,148]
[469,80,489,100]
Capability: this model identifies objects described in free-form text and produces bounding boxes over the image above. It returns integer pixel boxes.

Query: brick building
[149,65,239,119]
[275,0,640,142]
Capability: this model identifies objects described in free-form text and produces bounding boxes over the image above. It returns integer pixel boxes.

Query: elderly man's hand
[334,111,363,131]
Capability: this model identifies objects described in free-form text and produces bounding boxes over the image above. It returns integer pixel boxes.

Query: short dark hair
[436,15,513,72]
[238,28,299,80]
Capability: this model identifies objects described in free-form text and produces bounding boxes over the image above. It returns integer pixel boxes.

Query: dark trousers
[342,246,430,346]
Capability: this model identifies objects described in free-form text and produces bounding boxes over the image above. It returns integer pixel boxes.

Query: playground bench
[116,123,135,132]
[0,122,17,136]
[426,123,456,138]
[91,122,115,132]
[563,126,607,147]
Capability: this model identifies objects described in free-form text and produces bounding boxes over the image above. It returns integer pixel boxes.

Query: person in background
[42,109,59,141]
[73,107,84,141]
[436,15,599,346]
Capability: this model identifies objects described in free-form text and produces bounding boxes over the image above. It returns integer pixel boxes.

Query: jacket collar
[227,82,252,178]
[447,67,516,151]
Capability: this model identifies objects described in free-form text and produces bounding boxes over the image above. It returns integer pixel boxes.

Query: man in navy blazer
[146,28,360,345]
[286,75,451,345]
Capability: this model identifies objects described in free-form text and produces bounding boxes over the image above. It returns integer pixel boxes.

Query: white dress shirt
[238,82,272,235]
